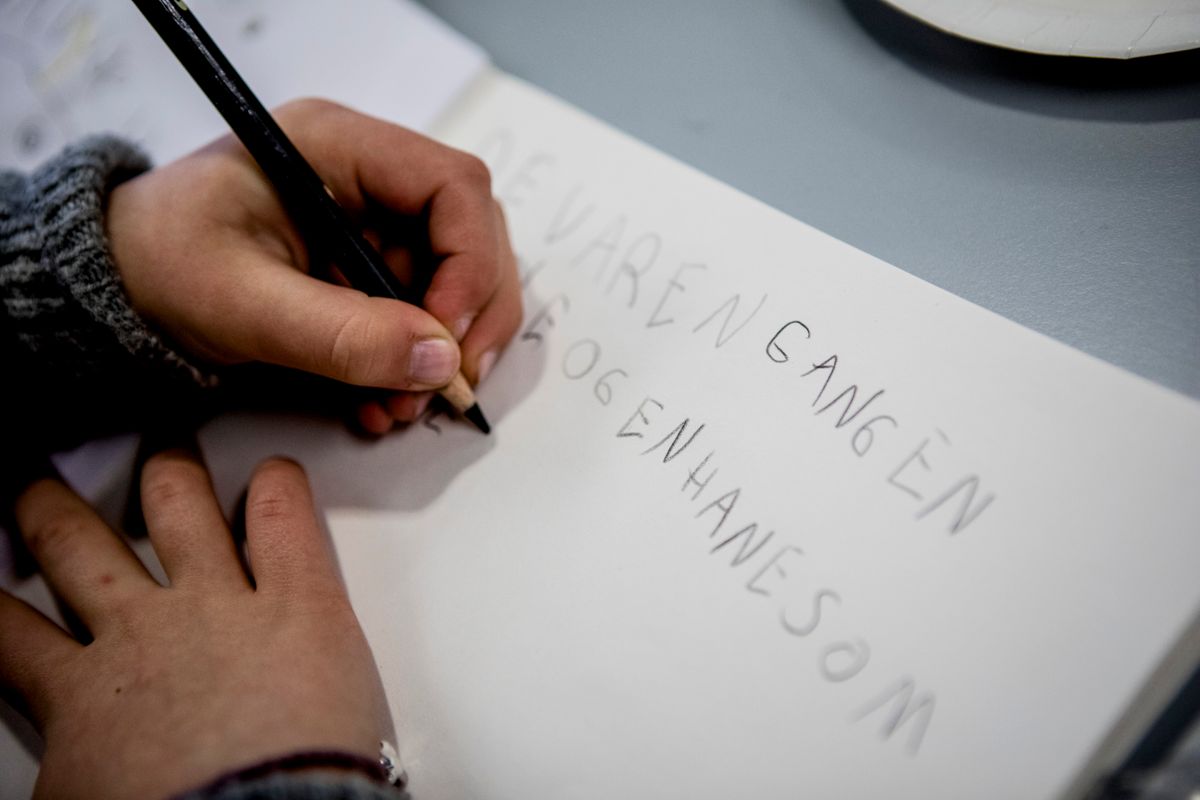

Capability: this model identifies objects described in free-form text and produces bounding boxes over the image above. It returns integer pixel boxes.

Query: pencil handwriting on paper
[617,390,934,755]
[405,126,1019,757]
[766,329,994,532]
[482,126,996,539]
[527,322,938,755]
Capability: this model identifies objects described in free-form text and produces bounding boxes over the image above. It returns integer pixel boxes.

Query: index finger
[14,479,158,633]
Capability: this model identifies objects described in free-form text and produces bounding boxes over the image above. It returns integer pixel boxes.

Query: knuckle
[454,152,492,189]
[244,494,289,525]
[26,512,90,562]
[327,310,383,385]
[328,303,416,389]
[140,457,203,509]
[327,313,359,381]
[246,487,296,525]
[248,459,310,524]
[426,286,476,323]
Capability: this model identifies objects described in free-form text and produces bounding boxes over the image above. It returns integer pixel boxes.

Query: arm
[0,135,207,386]
[2,100,522,440]
[0,136,213,445]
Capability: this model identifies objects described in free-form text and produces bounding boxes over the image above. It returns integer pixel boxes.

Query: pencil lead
[463,403,491,435]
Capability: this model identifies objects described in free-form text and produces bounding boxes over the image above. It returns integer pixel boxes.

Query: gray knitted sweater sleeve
[179,770,404,800]
[0,135,212,400]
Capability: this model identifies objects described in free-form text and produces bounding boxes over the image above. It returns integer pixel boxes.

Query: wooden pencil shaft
[439,373,476,415]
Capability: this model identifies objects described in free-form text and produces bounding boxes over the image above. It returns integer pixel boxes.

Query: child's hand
[107,99,521,434]
[0,448,392,798]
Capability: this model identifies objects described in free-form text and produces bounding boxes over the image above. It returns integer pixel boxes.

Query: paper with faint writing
[0,0,487,169]
[199,73,1200,799]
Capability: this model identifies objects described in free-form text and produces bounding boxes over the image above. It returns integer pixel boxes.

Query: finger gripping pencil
[132,0,490,433]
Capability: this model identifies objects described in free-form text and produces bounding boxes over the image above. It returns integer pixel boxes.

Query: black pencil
[131,0,490,434]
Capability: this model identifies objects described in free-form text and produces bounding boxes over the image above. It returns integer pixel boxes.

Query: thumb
[237,264,461,390]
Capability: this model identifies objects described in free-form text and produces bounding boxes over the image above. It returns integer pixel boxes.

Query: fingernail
[477,349,498,383]
[453,313,476,341]
[410,338,458,386]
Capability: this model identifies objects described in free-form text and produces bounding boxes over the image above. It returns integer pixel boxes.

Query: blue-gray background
[420,0,1200,401]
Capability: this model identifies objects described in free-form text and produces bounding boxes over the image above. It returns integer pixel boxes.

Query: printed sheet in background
[0,0,487,169]
[191,71,1196,799]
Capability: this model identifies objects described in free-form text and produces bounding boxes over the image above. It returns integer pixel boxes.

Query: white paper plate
[882,0,1200,58]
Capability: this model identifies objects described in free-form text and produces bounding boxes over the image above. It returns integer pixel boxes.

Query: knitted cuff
[1,134,215,391]
[174,751,403,800]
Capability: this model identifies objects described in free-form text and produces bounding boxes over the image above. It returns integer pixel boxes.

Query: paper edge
[434,70,1200,418]
[427,69,1200,796]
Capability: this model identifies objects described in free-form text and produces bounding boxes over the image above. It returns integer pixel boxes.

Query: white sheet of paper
[0,0,487,169]
[198,72,1200,799]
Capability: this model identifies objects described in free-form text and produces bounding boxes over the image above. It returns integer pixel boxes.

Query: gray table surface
[421,0,1200,403]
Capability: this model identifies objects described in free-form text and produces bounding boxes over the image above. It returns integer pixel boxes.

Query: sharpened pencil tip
[464,404,491,434]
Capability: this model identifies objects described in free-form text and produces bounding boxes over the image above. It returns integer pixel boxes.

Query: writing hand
[0,448,391,797]
[107,99,522,433]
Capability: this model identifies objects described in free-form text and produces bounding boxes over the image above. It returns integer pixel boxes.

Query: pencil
[131,0,490,434]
